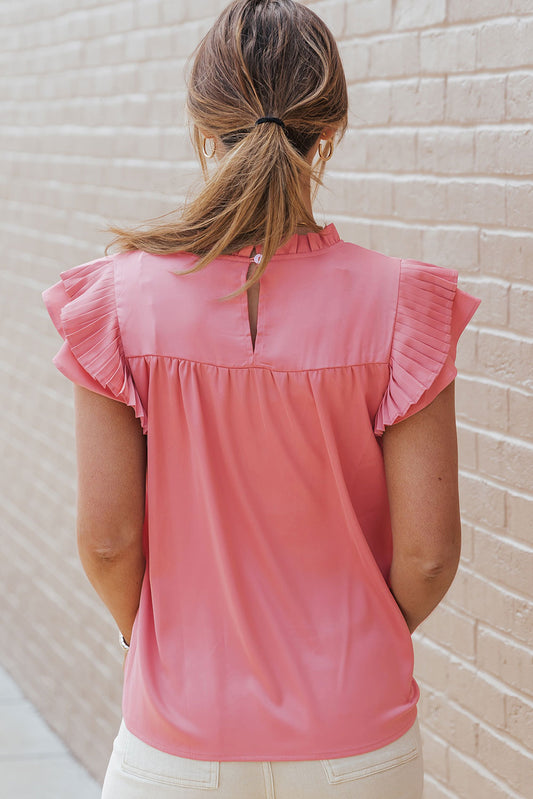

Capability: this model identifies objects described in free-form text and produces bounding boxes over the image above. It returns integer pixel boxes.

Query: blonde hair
[104,0,348,300]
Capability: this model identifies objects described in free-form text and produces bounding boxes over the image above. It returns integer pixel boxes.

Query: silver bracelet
[119,632,130,651]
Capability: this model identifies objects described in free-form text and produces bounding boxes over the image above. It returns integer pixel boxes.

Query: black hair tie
[255,117,287,132]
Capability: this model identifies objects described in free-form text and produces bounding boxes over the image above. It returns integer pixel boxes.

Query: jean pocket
[120,726,220,789]
[320,719,421,784]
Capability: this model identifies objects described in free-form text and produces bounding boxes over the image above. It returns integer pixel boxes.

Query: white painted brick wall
[0,1,531,793]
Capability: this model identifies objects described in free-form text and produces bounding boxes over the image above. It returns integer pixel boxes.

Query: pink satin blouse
[42,224,480,761]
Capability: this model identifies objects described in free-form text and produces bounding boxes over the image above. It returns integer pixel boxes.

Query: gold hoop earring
[203,137,217,159]
[318,139,334,161]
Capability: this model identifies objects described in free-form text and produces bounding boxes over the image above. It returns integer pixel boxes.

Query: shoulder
[335,239,399,270]
[331,241,402,315]
[337,239,460,280]
[335,240,401,286]
[113,249,199,291]
[111,249,203,357]
[338,241,466,307]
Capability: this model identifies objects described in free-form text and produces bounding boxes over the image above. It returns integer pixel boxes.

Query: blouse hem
[120,707,418,763]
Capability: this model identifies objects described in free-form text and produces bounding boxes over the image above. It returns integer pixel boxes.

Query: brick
[446,76,506,124]
[159,129,192,162]
[391,78,445,124]
[393,0,446,30]
[108,2,136,33]
[459,276,508,327]
[418,603,477,661]
[393,177,448,222]
[478,17,533,70]
[419,727,449,785]
[102,33,131,66]
[161,0,188,25]
[164,91,188,125]
[422,688,479,757]
[509,284,533,338]
[135,0,161,27]
[184,0,226,20]
[334,128,367,170]
[455,326,477,373]
[448,748,517,799]
[473,526,533,596]
[480,230,533,283]
[137,61,178,94]
[421,775,455,798]
[457,425,477,471]
[337,218,373,249]
[421,226,479,273]
[460,520,474,562]
[456,375,508,433]
[509,390,533,444]
[478,331,533,391]
[172,19,211,54]
[191,0,235,19]
[345,0,392,35]
[348,81,391,127]
[512,0,533,10]
[145,29,178,60]
[416,128,475,175]
[512,597,533,653]
[327,173,394,217]
[505,694,533,746]
[368,222,423,261]
[123,95,155,126]
[458,472,506,531]
[114,64,139,95]
[506,492,533,546]
[361,128,417,172]
[420,28,477,74]
[448,0,520,23]
[446,179,506,227]
[309,1,346,39]
[448,659,506,729]
[338,40,370,82]
[65,13,93,41]
[477,625,533,697]
[368,32,420,78]
[476,724,533,795]
[476,127,533,177]
[358,175,394,215]
[412,637,451,694]
[507,71,533,121]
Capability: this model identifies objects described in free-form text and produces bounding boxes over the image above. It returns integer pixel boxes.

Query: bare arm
[74,384,147,648]
[382,381,461,634]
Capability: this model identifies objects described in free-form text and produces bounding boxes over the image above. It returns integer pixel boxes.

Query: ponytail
[104,0,348,301]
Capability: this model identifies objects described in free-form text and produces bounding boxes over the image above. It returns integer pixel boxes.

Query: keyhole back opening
[246,247,262,354]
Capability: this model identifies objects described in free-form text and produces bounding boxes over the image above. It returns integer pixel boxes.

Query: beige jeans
[101,716,424,798]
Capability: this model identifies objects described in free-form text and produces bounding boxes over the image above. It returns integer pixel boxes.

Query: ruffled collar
[231,223,341,258]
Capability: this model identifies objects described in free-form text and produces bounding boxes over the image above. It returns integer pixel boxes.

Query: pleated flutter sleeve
[373,259,481,436]
[42,255,147,434]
